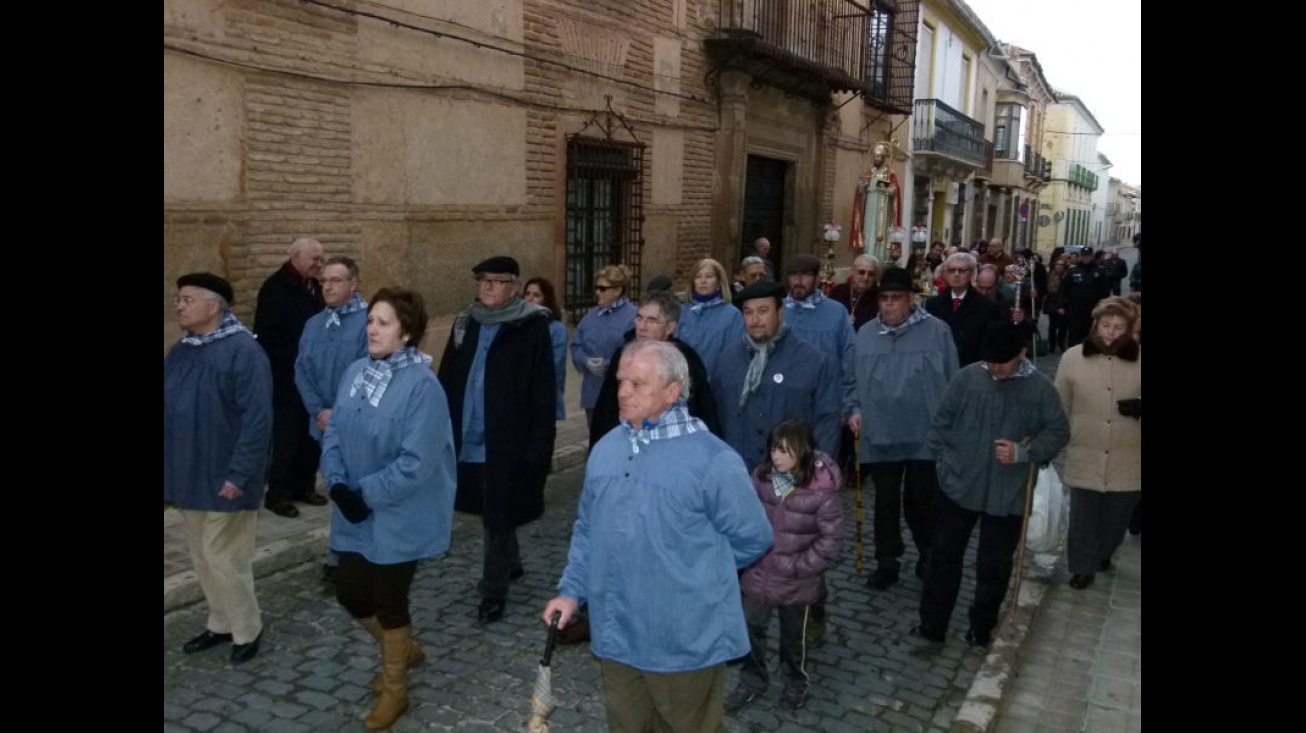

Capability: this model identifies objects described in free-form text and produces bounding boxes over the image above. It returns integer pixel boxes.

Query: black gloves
[1116,398,1141,419]
[329,483,372,524]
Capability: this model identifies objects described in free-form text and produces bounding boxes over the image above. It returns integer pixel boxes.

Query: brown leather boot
[364,626,411,729]
[358,617,425,696]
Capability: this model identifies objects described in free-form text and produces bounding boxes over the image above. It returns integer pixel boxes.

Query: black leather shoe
[476,598,506,625]
[1098,557,1113,572]
[868,563,900,590]
[267,502,300,518]
[965,626,992,647]
[230,632,262,664]
[1069,573,1094,590]
[509,565,525,581]
[909,625,945,644]
[182,630,233,654]
[297,491,328,507]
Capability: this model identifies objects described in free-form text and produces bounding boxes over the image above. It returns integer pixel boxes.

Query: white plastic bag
[1025,464,1066,554]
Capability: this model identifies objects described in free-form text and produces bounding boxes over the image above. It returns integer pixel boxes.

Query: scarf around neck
[691,289,722,305]
[740,323,789,408]
[181,311,251,346]
[620,400,705,454]
[785,290,827,310]
[325,293,367,329]
[452,296,547,348]
[348,346,433,407]
[877,305,928,336]
[772,470,797,500]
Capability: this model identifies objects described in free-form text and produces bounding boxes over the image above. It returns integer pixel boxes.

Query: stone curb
[950,554,1060,733]
[164,441,592,615]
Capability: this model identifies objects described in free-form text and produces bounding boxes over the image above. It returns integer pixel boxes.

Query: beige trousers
[181,509,262,644]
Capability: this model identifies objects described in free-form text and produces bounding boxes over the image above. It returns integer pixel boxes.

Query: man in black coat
[588,290,719,448]
[925,252,1004,367]
[254,237,327,518]
[437,256,557,625]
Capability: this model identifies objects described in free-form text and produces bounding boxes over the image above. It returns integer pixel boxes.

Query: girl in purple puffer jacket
[728,420,844,712]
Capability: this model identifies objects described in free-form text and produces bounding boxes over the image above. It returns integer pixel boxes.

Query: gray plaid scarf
[181,311,251,346]
[325,293,367,329]
[452,296,547,348]
[348,347,434,407]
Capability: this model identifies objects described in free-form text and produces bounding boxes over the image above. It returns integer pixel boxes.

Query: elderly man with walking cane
[912,321,1068,648]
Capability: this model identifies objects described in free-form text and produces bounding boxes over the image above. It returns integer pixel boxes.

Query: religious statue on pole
[850,141,903,264]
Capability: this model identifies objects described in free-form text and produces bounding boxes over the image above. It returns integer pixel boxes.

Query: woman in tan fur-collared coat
[1054,297,1141,590]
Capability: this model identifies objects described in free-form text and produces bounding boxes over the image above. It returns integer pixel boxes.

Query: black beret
[471,256,520,277]
[176,272,234,305]
[735,280,788,305]
[981,321,1027,364]
[785,254,823,275]
[877,266,914,294]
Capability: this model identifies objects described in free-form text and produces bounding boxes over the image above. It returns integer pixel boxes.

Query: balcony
[912,98,987,169]
[1023,144,1051,182]
[707,0,919,112]
[1069,163,1098,191]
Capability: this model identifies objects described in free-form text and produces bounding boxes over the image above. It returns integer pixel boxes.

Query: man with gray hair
[255,237,327,518]
[740,256,769,288]
[746,237,776,281]
[166,272,273,663]
[543,339,773,732]
[925,251,1004,367]
[589,289,719,448]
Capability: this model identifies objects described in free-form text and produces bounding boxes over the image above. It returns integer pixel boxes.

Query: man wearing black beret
[914,321,1068,648]
[711,279,841,478]
[437,255,557,625]
[165,272,273,663]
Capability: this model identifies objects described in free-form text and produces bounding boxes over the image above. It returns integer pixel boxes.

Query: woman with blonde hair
[1053,296,1141,590]
[676,258,745,381]
[570,264,637,426]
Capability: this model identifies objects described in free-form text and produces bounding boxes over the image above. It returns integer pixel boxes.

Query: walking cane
[1010,438,1038,620]
[853,427,864,575]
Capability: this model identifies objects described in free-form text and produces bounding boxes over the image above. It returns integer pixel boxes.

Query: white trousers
[181,510,262,644]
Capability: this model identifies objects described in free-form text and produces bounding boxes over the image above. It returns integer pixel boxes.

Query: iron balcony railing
[710,0,919,113]
[1069,162,1098,191]
[912,98,987,168]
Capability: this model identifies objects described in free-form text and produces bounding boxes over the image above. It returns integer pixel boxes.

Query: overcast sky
[962,0,1141,187]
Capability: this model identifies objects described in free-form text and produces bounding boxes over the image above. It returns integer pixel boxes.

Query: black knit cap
[471,256,520,277]
[735,280,787,305]
[176,272,234,305]
[981,321,1027,363]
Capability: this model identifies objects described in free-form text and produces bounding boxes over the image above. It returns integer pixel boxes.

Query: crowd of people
[164,234,1140,731]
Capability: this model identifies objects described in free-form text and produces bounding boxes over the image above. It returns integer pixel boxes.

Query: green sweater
[927,361,1069,516]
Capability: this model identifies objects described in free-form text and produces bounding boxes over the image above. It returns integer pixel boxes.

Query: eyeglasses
[594,284,617,292]
[634,314,665,325]
[477,277,516,287]
[174,295,217,306]
[855,269,877,276]
[322,277,354,286]
[946,267,974,274]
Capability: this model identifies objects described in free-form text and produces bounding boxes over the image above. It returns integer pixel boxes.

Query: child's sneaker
[780,681,809,709]
[724,684,758,711]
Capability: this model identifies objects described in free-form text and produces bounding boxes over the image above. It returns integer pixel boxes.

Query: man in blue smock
[543,339,772,732]
[164,272,273,664]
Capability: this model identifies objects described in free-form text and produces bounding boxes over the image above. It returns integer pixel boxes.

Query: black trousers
[919,493,1023,638]
[265,396,321,506]
[1067,488,1140,575]
[865,461,939,566]
[335,551,418,629]
[1047,308,1067,350]
[459,462,522,601]
[740,596,810,692]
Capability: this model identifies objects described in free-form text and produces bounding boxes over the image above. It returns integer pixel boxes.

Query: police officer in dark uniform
[1057,246,1111,348]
